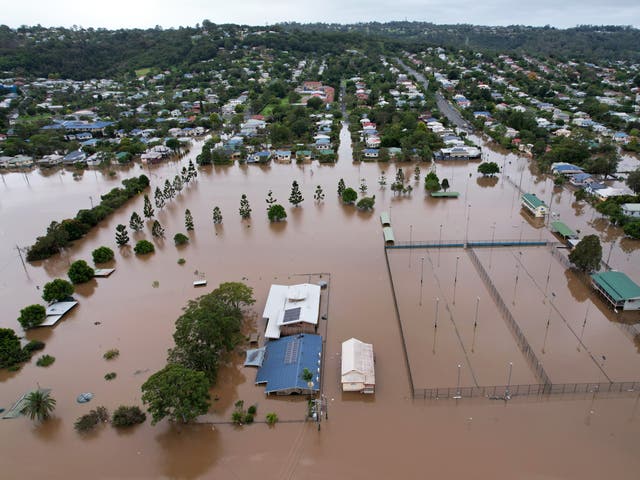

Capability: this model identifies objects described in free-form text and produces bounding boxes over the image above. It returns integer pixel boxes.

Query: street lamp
[419,257,425,306]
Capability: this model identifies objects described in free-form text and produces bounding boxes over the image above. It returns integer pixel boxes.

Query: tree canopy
[569,234,602,272]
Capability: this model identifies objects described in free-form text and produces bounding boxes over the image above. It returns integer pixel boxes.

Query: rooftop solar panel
[282,307,302,324]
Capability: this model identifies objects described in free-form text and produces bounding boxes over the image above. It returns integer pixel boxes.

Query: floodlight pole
[419,256,425,306]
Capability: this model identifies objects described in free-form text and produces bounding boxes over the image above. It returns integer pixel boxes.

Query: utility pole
[474,296,480,327]
[453,256,460,304]
[419,256,425,306]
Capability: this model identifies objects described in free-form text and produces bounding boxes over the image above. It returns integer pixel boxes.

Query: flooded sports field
[1,124,640,479]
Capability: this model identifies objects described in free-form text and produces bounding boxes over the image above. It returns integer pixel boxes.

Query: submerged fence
[386,239,549,249]
[467,248,552,386]
[414,380,640,400]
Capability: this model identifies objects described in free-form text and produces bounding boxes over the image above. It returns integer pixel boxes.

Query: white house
[263,284,321,339]
[341,338,375,394]
[622,204,640,218]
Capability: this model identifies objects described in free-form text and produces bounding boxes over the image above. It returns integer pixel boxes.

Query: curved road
[395,58,472,131]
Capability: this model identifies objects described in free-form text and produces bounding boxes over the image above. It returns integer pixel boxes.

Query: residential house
[274,150,292,163]
[341,338,375,394]
[263,284,321,339]
[621,204,640,218]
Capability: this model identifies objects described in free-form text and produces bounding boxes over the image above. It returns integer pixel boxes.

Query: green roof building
[591,271,640,311]
[521,193,548,218]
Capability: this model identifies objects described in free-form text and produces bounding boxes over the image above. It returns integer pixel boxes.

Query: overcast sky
[4,0,640,29]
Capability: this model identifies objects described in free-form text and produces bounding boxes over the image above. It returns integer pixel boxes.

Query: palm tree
[21,390,56,422]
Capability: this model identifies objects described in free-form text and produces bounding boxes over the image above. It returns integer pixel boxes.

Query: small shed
[380,212,391,227]
[341,338,375,394]
[383,226,395,245]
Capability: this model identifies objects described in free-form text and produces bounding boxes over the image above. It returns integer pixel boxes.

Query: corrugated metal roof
[255,334,322,394]
[551,221,577,238]
[383,226,395,243]
[522,193,547,209]
[431,191,460,197]
[591,271,640,302]
[380,212,391,226]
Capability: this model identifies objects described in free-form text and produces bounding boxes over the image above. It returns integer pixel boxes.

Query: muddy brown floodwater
[1,124,640,479]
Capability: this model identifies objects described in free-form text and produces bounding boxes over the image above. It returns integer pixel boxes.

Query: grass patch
[135,67,151,77]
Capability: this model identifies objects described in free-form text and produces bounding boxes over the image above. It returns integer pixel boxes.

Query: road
[395,57,472,131]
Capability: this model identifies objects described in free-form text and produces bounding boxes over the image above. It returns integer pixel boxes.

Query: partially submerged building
[263,284,321,339]
[521,193,548,218]
[341,338,375,394]
[255,334,322,395]
[591,271,640,311]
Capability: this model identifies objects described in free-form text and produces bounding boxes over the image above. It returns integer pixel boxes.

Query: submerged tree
[265,190,277,210]
[414,165,421,182]
[173,175,183,194]
[441,178,450,191]
[181,166,189,184]
[378,171,387,187]
[268,204,287,222]
[359,178,368,195]
[154,187,165,210]
[212,206,223,224]
[115,224,130,246]
[185,209,194,231]
[163,179,175,201]
[187,160,197,181]
[151,220,165,238]
[289,181,304,207]
[21,390,56,423]
[143,194,154,219]
[239,195,251,219]
[141,364,210,425]
[337,178,346,197]
[569,234,602,272]
[42,278,74,303]
[314,185,325,202]
[478,162,500,176]
[129,212,144,232]
[395,168,405,185]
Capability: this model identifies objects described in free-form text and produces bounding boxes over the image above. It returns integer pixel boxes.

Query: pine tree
[359,178,368,195]
[151,220,165,238]
[163,179,175,200]
[314,185,325,202]
[173,175,183,194]
[115,224,129,246]
[143,194,154,219]
[188,160,197,180]
[181,166,189,184]
[414,165,421,182]
[129,212,144,232]
[239,195,251,219]
[289,181,303,207]
[154,187,165,209]
[338,178,346,196]
[212,206,223,224]
[379,171,387,187]
[395,168,405,184]
[185,209,194,231]
[265,190,277,210]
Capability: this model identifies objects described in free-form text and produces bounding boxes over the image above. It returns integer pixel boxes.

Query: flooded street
[1,123,640,479]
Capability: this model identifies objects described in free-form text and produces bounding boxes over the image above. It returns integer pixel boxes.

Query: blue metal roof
[255,334,322,394]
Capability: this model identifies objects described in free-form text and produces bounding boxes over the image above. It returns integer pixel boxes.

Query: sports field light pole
[438,223,443,267]
[465,204,471,242]
[474,296,480,328]
[419,256,425,306]
[434,296,440,328]
[545,246,554,294]
[453,256,460,304]
[505,362,513,400]
[512,261,519,304]
[454,364,462,399]
[409,224,413,268]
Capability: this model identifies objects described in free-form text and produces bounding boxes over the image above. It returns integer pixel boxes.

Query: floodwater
[0,123,639,479]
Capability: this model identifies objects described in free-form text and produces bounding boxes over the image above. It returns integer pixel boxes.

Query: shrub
[134,240,155,255]
[341,187,358,204]
[247,405,257,415]
[74,406,109,433]
[23,340,45,355]
[36,354,55,367]
[244,413,254,424]
[92,246,115,264]
[266,412,278,425]
[67,260,95,284]
[173,233,189,246]
[267,204,287,222]
[112,406,146,427]
[231,410,243,425]
[18,304,46,329]
[177,258,186,265]
[103,349,119,360]
[42,278,74,303]
[357,196,376,210]
[104,372,117,381]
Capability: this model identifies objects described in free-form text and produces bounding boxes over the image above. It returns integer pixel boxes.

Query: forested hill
[281,22,640,63]
[1,22,638,79]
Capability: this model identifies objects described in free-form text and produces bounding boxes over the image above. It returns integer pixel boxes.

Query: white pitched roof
[341,338,375,388]
[263,284,320,339]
